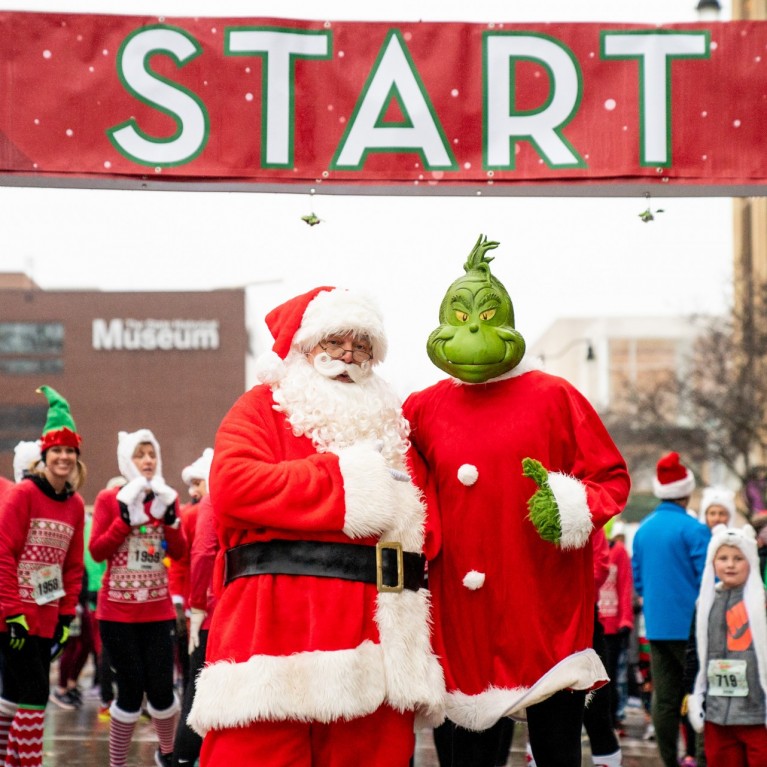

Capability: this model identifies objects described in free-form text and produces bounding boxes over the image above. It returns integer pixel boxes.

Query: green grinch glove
[522,458,562,545]
[6,614,29,650]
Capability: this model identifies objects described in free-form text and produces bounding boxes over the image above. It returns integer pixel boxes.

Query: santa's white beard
[272,353,410,468]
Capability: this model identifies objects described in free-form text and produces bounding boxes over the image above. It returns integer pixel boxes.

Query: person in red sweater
[89,428,187,767]
[0,385,86,767]
[598,521,635,733]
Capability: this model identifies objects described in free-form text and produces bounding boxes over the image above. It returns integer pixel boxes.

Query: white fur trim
[463,571,485,590]
[293,288,388,364]
[653,470,695,499]
[457,464,479,486]
[147,695,180,719]
[445,648,607,731]
[547,472,593,550]
[110,703,143,723]
[254,350,286,385]
[337,443,399,538]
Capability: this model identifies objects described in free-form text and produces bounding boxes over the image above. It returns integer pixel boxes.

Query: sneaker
[642,723,656,741]
[97,703,111,722]
[679,758,697,767]
[154,749,173,767]
[65,688,83,708]
[48,689,77,710]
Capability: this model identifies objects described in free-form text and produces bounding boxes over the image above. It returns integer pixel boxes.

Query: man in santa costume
[403,236,631,767]
[188,287,445,767]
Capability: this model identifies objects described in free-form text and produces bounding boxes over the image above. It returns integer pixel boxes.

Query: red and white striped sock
[108,704,140,767]
[5,705,45,767]
[148,699,179,757]
[0,698,19,764]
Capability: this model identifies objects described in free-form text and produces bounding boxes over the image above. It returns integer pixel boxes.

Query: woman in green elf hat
[0,385,86,767]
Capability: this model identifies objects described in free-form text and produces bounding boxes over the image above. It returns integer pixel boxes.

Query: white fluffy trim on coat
[547,472,593,550]
[444,648,607,732]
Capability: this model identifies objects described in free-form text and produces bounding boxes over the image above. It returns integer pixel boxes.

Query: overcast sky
[0,1,736,394]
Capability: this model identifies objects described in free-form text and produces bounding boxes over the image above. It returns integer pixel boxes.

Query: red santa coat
[403,365,630,731]
[0,478,84,638]
[188,384,445,735]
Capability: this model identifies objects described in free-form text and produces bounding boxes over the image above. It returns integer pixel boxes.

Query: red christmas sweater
[597,539,635,636]
[168,502,199,610]
[89,486,186,623]
[404,366,630,731]
[188,494,217,630]
[0,477,85,639]
[188,384,445,736]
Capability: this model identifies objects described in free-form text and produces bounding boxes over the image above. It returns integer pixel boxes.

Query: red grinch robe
[187,384,445,751]
[403,360,630,731]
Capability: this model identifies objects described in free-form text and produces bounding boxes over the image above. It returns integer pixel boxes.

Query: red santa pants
[704,720,767,766]
[200,704,415,767]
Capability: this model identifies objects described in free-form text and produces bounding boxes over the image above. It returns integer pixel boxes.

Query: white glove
[188,608,206,654]
[117,476,149,505]
[116,477,151,526]
[149,478,178,520]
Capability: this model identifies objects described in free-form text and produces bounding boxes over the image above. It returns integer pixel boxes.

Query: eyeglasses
[319,339,373,364]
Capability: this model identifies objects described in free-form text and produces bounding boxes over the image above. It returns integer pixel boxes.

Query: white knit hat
[181,448,214,488]
[688,524,767,732]
[13,440,42,483]
[698,486,736,527]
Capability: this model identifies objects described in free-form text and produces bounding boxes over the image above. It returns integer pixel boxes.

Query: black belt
[224,539,426,593]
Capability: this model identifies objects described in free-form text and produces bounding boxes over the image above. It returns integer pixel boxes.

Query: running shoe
[48,689,77,711]
[154,749,173,767]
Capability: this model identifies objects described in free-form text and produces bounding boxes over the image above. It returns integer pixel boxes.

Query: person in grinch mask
[404,236,630,767]
[188,286,444,767]
[0,386,86,767]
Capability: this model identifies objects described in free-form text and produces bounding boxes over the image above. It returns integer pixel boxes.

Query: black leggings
[172,628,208,767]
[99,619,176,714]
[0,634,53,708]
[432,689,585,767]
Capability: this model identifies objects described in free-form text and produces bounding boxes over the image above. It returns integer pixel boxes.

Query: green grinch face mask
[427,235,526,383]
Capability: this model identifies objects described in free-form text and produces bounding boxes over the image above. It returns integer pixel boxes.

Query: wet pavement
[43,679,669,767]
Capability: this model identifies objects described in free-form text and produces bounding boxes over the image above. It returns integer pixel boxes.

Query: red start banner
[0,12,765,195]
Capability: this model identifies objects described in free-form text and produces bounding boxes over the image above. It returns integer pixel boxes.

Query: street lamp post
[695,0,722,19]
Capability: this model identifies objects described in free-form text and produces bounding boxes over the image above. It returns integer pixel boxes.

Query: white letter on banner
[602,31,709,166]
[333,30,456,170]
[485,33,584,169]
[226,28,331,168]
[108,26,208,166]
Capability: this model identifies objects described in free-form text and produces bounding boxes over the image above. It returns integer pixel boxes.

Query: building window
[0,322,64,375]
[0,404,48,451]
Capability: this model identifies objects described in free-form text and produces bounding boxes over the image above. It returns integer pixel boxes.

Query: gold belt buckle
[376,541,404,593]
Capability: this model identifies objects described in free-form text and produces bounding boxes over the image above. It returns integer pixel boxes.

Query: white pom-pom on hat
[463,570,485,590]
[457,464,479,486]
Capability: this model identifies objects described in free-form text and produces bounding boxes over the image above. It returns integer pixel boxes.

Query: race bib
[707,658,748,697]
[127,536,164,572]
[30,564,65,605]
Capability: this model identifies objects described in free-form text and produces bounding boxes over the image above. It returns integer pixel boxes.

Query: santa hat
[698,485,736,527]
[117,428,163,482]
[182,447,214,487]
[255,286,388,384]
[689,524,767,731]
[37,385,82,452]
[13,440,42,483]
[652,451,695,499]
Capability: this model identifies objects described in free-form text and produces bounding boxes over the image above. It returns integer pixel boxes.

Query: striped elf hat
[37,385,82,452]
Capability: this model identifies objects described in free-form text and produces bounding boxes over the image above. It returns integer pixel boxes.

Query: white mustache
[312,353,371,382]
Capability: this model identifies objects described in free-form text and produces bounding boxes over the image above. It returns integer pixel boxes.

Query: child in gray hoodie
[686,524,767,765]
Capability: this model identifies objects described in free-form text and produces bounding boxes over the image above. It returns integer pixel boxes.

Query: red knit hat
[653,451,695,499]
[265,286,333,359]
